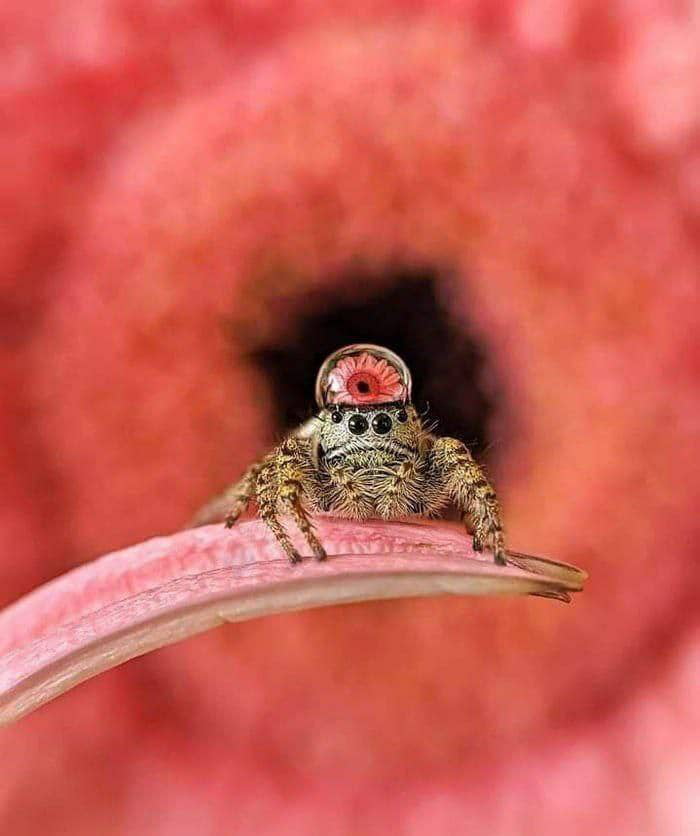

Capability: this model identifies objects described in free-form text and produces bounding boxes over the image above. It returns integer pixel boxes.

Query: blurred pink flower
[1,1,699,834]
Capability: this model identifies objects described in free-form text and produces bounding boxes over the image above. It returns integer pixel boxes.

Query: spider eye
[372,413,392,434]
[348,414,369,435]
[331,410,343,424]
[396,409,408,423]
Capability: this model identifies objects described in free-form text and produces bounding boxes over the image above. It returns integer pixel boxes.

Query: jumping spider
[195,344,506,565]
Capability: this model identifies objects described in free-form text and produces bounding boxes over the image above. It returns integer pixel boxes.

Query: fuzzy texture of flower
[326,353,407,405]
[1,2,700,835]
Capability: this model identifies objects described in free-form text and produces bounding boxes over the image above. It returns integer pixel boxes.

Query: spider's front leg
[429,437,507,565]
[256,437,327,564]
[223,463,261,528]
[375,458,423,518]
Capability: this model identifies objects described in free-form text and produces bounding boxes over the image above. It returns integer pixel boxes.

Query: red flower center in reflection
[327,352,406,404]
[347,372,379,399]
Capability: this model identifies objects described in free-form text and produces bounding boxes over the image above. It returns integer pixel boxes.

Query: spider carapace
[195,344,506,565]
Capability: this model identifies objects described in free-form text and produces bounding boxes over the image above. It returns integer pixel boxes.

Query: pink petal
[380,381,406,398]
[0,518,584,725]
[326,371,344,392]
[330,391,355,404]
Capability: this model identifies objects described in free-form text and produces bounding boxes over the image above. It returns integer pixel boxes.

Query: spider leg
[429,437,506,565]
[280,481,327,561]
[255,456,303,564]
[325,466,375,519]
[257,437,325,563]
[223,464,261,527]
[258,500,303,563]
[375,458,423,518]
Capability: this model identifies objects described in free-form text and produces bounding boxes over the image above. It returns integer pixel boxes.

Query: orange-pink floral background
[2,1,700,833]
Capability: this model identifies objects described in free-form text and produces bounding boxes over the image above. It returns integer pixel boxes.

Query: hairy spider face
[312,343,424,466]
[318,403,423,464]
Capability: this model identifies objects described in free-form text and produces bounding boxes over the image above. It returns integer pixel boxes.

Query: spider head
[317,401,424,462]
[313,344,422,462]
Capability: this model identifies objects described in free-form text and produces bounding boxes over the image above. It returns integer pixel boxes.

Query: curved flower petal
[0,518,585,725]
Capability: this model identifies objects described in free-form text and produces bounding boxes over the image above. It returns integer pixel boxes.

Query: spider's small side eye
[331,410,343,424]
[396,409,408,423]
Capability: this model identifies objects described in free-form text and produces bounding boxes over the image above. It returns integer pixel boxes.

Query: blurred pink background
[2,1,700,833]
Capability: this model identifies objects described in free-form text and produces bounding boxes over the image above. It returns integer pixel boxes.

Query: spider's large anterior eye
[372,413,392,434]
[348,414,369,435]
